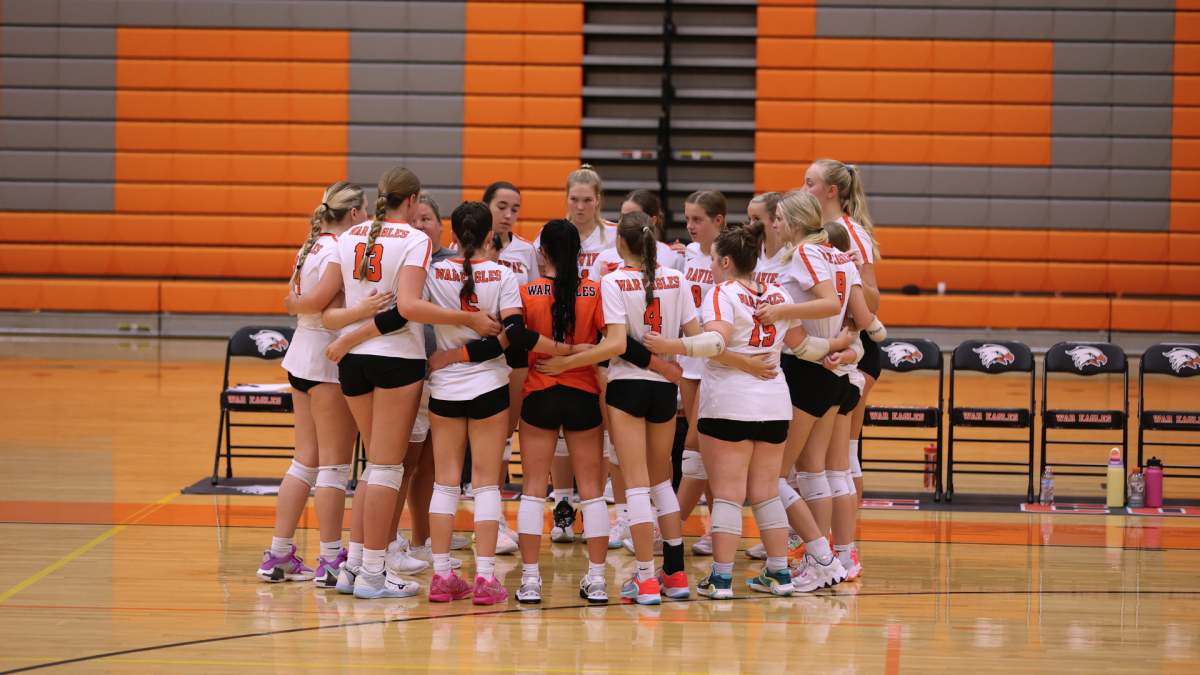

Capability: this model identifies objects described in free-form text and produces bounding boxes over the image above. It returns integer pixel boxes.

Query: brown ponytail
[713,220,766,278]
[618,211,658,306]
[451,201,493,303]
[294,181,364,287]
[359,167,421,281]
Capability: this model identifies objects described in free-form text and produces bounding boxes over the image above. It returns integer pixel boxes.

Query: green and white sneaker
[747,567,794,596]
[697,566,733,599]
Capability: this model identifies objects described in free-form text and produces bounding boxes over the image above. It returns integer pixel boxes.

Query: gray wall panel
[347,94,464,125]
[1053,12,1113,42]
[1111,75,1173,106]
[988,167,1051,198]
[994,11,1053,41]
[349,156,461,186]
[0,58,117,89]
[815,1,1173,8]
[1053,74,1172,105]
[855,165,1171,203]
[866,196,929,227]
[987,199,1049,230]
[932,10,993,40]
[0,151,115,181]
[864,194,1169,231]
[363,186,462,211]
[1054,43,1112,73]
[350,33,466,64]
[929,198,988,227]
[929,166,990,196]
[1052,106,1111,136]
[1048,168,1110,199]
[1109,138,1171,168]
[349,63,464,95]
[1049,199,1109,229]
[0,27,116,57]
[0,121,117,151]
[814,7,1173,42]
[346,125,463,156]
[1052,137,1111,166]
[1053,74,1112,104]
[0,0,60,24]
[1108,169,1171,201]
[1112,44,1174,74]
[0,181,114,211]
[1113,11,1173,43]
[1111,107,1172,137]
[0,89,116,120]
[1109,200,1170,231]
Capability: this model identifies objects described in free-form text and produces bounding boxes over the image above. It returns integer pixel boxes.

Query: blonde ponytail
[359,167,421,281]
[294,181,364,287]
[813,159,880,260]
[777,191,827,265]
[292,207,325,288]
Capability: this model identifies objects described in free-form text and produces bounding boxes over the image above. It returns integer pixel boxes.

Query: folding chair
[946,340,1036,503]
[212,326,296,484]
[1138,343,1200,480]
[1040,342,1128,495]
[860,338,945,501]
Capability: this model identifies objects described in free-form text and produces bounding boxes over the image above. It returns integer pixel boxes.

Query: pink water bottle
[1144,457,1164,509]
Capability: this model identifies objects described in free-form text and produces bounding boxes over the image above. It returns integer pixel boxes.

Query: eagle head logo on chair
[1065,345,1107,370]
[882,342,923,367]
[250,329,289,355]
[1164,347,1200,373]
[973,343,1014,369]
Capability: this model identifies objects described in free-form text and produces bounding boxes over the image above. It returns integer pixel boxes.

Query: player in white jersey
[285,168,501,601]
[804,160,881,579]
[751,192,788,287]
[617,189,685,272]
[260,182,368,587]
[644,221,849,598]
[536,211,694,604]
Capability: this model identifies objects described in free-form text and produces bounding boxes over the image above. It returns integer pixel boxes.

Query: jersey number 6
[643,298,662,334]
[353,243,384,282]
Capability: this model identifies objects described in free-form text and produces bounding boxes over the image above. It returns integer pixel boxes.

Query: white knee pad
[517,494,545,536]
[366,463,404,491]
[315,464,351,491]
[710,498,743,536]
[580,497,609,540]
[849,440,862,478]
[843,472,857,496]
[429,483,461,516]
[649,480,680,517]
[285,460,318,488]
[605,432,618,465]
[554,431,569,458]
[797,471,832,501]
[681,449,707,480]
[473,485,503,524]
[787,466,801,492]
[751,496,789,532]
[625,487,654,526]
[778,478,802,510]
[828,470,851,498]
[358,462,373,484]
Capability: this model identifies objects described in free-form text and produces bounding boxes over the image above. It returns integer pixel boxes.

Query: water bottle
[923,443,937,493]
[1039,466,1054,506]
[1106,448,1125,508]
[1145,458,1164,509]
[1128,469,1145,508]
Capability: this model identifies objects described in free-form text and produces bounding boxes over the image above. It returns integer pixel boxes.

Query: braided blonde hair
[359,167,421,281]
[778,191,827,265]
[292,181,363,287]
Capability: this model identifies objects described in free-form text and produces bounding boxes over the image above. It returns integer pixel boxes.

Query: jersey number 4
[749,316,776,347]
[353,243,384,282]
[643,298,662,333]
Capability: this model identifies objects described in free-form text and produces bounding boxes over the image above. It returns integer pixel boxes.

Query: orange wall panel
[0,278,161,312]
[1171,201,1200,232]
[465,34,582,65]
[466,3,582,34]
[1111,299,1172,332]
[161,281,286,314]
[115,91,348,123]
[756,7,816,37]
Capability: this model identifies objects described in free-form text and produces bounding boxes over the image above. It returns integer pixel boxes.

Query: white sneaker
[495,522,520,555]
[790,553,848,592]
[746,541,767,560]
[621,524,663,556]
[603,478,615,504]
[691,532,713,556]
[579,575,608,603]
[424,535,470,551]
[353,568,420,599]
[409,544,462,569]
[387,538,429,575]
[517,576,543,604]
[608,517,631,549]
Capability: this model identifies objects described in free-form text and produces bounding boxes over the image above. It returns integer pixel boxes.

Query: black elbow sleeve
[373,306,408,334]
[622,335,653,369]
[465,336,505,362]
[502,314,540,352]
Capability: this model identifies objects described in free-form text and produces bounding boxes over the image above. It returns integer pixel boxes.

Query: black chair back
[229,327,295,360]
[953,340,1034,374]
[1142,343,1200,378]
[878,338,942,373]
[1044,341,1126,375]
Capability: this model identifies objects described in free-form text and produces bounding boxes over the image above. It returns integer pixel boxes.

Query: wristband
[374,306,409,334]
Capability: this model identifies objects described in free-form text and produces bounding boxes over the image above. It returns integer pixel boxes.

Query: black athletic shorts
[429,385,510,420]
[337,354,426,397]
[606,379,678,424]
[781,354,854,418]
[505,345,529,370]
[838,385,862,416]
[697,418,789,445]
[521,384,603,432]
[858,330,882,380]
[287,372,324,394]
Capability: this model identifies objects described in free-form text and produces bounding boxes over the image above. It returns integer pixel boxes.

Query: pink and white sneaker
[257,545,315,583]
[428,572,473,603]
[472,575,509,605]
[846,549,862,581]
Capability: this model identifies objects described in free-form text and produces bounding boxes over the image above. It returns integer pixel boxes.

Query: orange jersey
[521,276,606,396]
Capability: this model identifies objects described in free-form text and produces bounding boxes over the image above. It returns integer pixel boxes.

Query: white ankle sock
[270,537,293,559]
[432,553,452,577]
[477,556,496,579]
[552,488,572,504]
[835,544,853,567]
[347,542,364,568]
[363,548,385,574]
[320,540,342,560]
[806,536,833,562]
[713,561,733,575]
[767,556,788,572]
[522,562,540,581]
[588,561,606,581]
[636,560,654,582]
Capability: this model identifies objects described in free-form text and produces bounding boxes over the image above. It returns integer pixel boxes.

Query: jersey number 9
[353,243,384,282]
[835,271,846,304]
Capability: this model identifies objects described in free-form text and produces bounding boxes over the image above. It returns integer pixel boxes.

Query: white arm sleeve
[793,335,831,362]
[682,331,725,358]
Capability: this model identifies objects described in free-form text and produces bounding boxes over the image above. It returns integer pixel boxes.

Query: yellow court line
[7,658,711,674]
[0,491,180,604]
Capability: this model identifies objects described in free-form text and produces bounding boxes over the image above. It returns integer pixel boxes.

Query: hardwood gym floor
[1,337,1198,673]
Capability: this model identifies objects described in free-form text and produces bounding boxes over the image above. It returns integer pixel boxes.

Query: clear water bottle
[1039,466,1054,506]
[1128,469,1145,508]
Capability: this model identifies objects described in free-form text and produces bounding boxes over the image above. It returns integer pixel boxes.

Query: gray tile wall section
[812,2,1176,231]
[0,1,467,213]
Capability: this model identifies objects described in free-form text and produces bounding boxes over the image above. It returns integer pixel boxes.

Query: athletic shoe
[620,575,661,605]
[697,566,733,599]
[428,572,473,603]
[655,569,691,599]
[579,575,608,603]
[790,553,848,592]
[408,544,462,570]
[551,498,577,543]
[472,575,509,605]
[847,549,862,580]
[608,517,631,549]
[621,524,663,556]
[746,541,767,560]
[423,535,470,551]
[691,532,713,556]
[747,568,794,596]
[335,564,358,594]
[387,538,429,575]
[517,576,543,604]
[787,533,806,562]
[353,568,420,599]
[496,522,520,555]
[463,482,474,498]
[257,545,315,583]
[313,549,347,588]
[603,478,615,504]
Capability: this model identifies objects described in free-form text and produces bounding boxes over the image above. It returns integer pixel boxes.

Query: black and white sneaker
[579,575,608,603]
[517,576,543,604]
[550,498,576,543]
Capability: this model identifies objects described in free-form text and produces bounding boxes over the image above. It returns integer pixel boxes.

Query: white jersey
[594,240,685,281]
[533,220,617,280]
[837,215,875,265]
[424,259,522,400]
[685,241,702,260]
[497,234,540,286]
[754,245,787,288]
[699,281,797,423]
[282,232,341,383]
[338,219,433,360]
[781,242,864,386]
[679,249,716,380]
[601,266,695,383]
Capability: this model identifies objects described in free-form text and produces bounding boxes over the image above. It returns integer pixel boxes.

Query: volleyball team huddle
[262,159,887,606]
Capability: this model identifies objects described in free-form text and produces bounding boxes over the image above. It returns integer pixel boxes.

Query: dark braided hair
[539,219,580,343]
[617,211,658,306]
[450,201,493,303]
